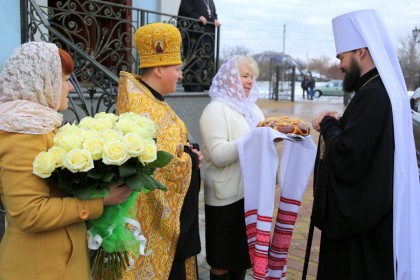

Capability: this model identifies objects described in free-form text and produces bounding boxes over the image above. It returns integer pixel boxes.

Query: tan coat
[0,131,104,280]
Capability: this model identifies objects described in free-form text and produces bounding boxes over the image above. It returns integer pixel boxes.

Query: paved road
[197,97,346,280]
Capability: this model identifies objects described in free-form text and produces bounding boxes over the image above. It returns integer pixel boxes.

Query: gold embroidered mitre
[134,22,182,68]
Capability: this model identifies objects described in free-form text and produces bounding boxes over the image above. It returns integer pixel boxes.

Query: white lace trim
[0,42,63,134]
[208,56,262,127]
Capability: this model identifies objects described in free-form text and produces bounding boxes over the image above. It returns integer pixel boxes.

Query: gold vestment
[116,71,197,279]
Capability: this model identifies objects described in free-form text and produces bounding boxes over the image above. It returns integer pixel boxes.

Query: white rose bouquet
[32,112,172,280]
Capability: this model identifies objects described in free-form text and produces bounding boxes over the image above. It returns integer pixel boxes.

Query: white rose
[91,118,113,131]
[139,138,157,163]
[81,128,99,140]
[115,118,137,135]
[83,137,103,160]
[134,116,157,139]
[78,116,96,130]
[57,122,76,133]
[100,129,123,143]
[33,151,56,178]
[117,113,157,138]
[102,139,130,165]
[54,127,84,151]
[94,112,118,125]
[47,146,67,168]
[63,148,94,173]
[122,133,144,157]
[118,112,141,122]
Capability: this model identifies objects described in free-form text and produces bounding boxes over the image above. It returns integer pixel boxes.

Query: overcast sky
[214,0,420,63]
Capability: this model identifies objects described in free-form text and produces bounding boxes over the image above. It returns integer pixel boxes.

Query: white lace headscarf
[0,42,63,134]
[208,55,262,127]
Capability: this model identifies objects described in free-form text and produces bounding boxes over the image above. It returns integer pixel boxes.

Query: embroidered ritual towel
[237,127,316,280]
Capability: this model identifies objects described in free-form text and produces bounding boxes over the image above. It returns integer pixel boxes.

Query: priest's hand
[312,110,341,132]
[199,16,208,25]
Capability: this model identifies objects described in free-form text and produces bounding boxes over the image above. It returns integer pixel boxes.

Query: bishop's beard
[342,57,361,93]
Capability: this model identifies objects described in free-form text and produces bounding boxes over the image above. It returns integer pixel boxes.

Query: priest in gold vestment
[116,23,202,280]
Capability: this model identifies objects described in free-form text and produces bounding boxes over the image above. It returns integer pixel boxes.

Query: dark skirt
[205,199,251,270]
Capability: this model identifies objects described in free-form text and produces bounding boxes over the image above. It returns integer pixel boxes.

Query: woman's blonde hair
[235,55,259,80]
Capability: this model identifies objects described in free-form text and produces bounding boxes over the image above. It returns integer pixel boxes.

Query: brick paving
[197,96,347,280]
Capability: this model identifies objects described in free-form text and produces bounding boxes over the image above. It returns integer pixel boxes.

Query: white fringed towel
[237,127,316,279]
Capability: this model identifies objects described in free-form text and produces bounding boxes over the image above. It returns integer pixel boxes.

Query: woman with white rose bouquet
[0,42,131,280]
[33,111,173,279]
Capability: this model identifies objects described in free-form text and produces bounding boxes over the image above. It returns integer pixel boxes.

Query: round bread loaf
[257,116,310,136]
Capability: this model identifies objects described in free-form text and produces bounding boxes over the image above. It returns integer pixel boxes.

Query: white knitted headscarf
[332,9,420,280]
[0,42,63,134]
[208,56,262,127]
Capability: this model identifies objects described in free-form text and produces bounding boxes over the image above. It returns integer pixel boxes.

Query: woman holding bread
[199,55,264,280]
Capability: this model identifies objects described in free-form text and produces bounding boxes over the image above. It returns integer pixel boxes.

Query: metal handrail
[25,0,118,83]
[22,0,220,122]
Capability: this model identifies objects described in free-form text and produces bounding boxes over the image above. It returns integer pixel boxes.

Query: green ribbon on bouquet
[88,192,149,279]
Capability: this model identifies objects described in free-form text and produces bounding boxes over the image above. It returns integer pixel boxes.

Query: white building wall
[160,0,180,15]
[133,0,157,11]
[0,1,21,70]
[131,0,180,14]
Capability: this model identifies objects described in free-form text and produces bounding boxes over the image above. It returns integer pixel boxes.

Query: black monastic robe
[311,68,394,280]
[177,0,218,90]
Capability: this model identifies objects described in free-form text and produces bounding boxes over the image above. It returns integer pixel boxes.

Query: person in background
[307,73,316,100]
[178,0,220,92]
[0,42,131,280]
[116,22,203,280]
[199,55,264,280]
[301,74,309,99]
[310,9,420,279]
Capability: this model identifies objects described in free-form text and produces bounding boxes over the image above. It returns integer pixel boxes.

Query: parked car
[410,87,420,170]
[313,80,344,97]
[313,79,354,105]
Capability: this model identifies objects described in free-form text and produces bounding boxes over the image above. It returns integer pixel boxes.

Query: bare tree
[294,58,307,76]
[325,64,344,80]
[221,45,251,61]
[308,55,332,79]
[397,34,420,90]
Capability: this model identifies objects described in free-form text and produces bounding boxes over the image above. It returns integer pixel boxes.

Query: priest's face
[338,51,361,93]
[159,64,183,95]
